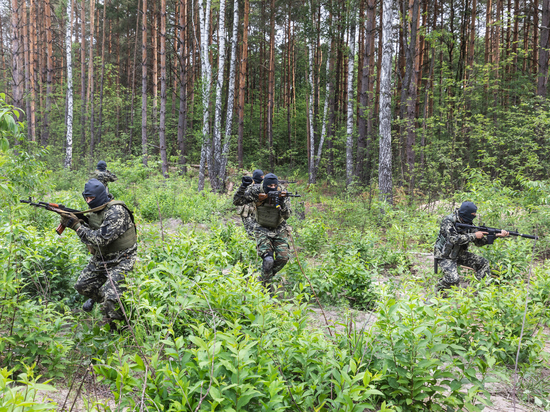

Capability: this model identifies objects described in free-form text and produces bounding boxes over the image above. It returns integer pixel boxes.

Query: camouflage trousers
[255,225,291,292]
[241,216,256,238]
[74,249,136,321]
[436,251,491,292]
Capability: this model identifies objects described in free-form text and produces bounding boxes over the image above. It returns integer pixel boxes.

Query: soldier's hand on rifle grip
[496,230,509,237]
[60,212,81,231]
[475,231,488,239]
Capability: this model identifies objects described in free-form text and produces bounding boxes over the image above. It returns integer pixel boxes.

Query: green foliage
[0,366,57,411]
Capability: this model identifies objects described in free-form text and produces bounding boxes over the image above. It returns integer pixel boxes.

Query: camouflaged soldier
[91,161,118,193]
[434,201,508,293]
[60,178,137,328]
[233,173,291,294]
[235,169,263,238]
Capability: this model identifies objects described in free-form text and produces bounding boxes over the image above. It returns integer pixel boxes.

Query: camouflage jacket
[234,183,261,218]
[434,210,488,260]
[76,204,137,259]
[91,170,118,188]
[233,184,291,232]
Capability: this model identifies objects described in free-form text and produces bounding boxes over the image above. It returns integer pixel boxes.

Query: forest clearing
[2,0,550,409]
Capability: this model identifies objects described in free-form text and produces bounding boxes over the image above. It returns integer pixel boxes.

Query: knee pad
[262,252,274,273]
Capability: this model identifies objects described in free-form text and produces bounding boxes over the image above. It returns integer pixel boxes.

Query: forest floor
[38,220,547,411]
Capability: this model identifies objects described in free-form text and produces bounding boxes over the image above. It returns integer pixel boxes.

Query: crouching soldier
[233,173,291,294]
[60,178,137,329]
[434,201,508,294]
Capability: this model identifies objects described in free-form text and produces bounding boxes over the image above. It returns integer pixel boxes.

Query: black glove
[60,212,81,231]
[242,176,253,187]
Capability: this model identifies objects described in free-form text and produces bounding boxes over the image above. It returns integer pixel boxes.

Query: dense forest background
[1,0,550,196]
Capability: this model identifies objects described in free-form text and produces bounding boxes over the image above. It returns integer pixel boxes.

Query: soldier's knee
[74,281,86,295]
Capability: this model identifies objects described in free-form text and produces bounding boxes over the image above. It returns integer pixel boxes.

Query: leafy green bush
[0,366,57,411]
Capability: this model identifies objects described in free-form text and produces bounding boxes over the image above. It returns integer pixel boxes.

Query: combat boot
[83,299,96,312]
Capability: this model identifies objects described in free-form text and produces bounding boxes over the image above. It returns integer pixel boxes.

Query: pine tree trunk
[88,0,95,156]
[307,1,316,182]
[22,1,32,141]
[237,0,249,169]
[0,15,6,86]
[267,0,275,170]
[345,10,358,186]
[80,0,86,156]
[28,0,36,142]
[159,0,168,177]
[141,0,148,166]
[65,0,74,168]
[43,0,53,146]
[98,0,107,145]
[152,2,158,139]
[379,0,394,205]
[538,0,550,96]
[128,0,141,155]
[177,0,188,173]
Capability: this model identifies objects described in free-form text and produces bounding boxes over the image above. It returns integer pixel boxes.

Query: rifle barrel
[456,223,538,240]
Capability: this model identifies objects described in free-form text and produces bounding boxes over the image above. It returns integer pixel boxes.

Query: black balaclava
[96,160,107,172]
[262,173,278,194]
[252,169,264,184]
[458,201,477,224]
[82,178,110,209]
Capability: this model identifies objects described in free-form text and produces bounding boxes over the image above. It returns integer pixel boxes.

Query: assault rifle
[455,223,538,244]
[258,191,301,208]
[278,180,297,184]
[20,198,88,235]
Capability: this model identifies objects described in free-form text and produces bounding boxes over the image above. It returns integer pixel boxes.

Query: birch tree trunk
[307,0,316,183]
[312,39,332,183]
[198,0,213,191]
[379,0,394,205]
[11,0,23,112]
[219,0,240,187]
[65,0,74,168]
[141,0,148,166]
[405,0,419,190]
[345,10,358,185]
[211,0,228,191]
[159,0,168,177]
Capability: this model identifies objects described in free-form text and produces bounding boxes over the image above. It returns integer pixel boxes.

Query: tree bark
[307,0,316,182]
[88,0,95,156]
[379,0,394,205]
[159,0,168,177]
[141,0,148,166]
[65,0,74,168]
[43,0,53,146]
[198,0,213,191]
[80,0,86,156]
[538,0,550,96]
[98,0,107,145]
[219,0,240,187]
[211,0,228,191]
[345,10,358,186]
[237,0,249,169]
[177,0,188,173]
[267,0,276,170]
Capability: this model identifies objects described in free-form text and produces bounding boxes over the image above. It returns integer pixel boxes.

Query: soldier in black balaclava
[433,201,509,294]
[235,170,264,238]
[91,160,118,195]
[60,178,137,331]
[233,172,292,295]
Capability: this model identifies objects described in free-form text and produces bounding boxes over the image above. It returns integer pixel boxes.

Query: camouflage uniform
[233,184,292,292]
[235,183,261,238]
[91,169,118,190]
[434,210,490,292]
[75,203,137,321]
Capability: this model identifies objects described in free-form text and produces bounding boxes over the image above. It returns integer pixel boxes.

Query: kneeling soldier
[233,173,291,294]
[60,178,137,329]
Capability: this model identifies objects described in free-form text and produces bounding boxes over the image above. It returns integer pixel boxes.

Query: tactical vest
[255,186,285,229]
[87,200,137,255]
[435,212,466,260]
